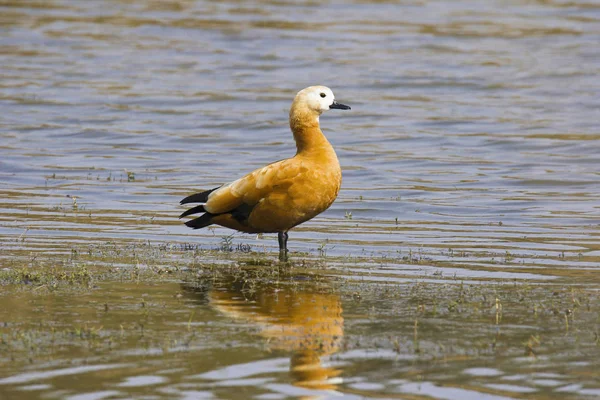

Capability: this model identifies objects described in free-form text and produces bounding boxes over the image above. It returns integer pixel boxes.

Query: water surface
[1,0,599,398]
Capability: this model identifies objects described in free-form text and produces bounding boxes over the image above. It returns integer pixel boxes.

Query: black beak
[329,100,351,110]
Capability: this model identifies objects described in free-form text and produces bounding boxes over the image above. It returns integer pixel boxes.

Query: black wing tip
[179,204,206,219]
[184,219,199,229]
[180,186,220,205]
[180,195,201,205]
[184,213,214,230]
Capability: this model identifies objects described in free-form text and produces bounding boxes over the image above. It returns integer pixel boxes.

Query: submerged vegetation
[1,240,598,357]
[0,240,598,398]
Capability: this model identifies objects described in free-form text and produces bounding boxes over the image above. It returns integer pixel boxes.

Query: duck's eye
[320,92,326,98]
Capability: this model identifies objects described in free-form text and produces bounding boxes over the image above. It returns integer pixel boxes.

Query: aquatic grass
[337,280,600,364]
[0,244,598,398]
[0,264,94,288]
[0,249,341,365]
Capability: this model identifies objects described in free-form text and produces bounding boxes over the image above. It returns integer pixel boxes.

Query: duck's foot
[278,249,289,262]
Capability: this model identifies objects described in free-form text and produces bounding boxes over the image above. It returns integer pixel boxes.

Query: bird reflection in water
[181,271,343,391]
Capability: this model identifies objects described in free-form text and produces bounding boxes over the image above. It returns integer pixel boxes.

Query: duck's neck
[289,108,333,156]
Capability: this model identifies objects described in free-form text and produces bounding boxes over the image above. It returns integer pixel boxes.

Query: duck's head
[294,85,351,115]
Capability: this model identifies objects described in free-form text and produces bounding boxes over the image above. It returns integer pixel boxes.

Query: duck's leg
[278,231,289,261]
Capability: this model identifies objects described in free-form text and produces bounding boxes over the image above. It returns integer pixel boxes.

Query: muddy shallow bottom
[0,243,599,400]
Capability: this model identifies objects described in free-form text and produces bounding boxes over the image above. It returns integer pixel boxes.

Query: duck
[179,85,350,260]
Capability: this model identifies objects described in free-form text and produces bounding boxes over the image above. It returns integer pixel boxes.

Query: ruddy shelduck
[180,85,350,260]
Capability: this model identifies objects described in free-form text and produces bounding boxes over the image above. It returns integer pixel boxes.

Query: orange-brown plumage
[180,85,350,259]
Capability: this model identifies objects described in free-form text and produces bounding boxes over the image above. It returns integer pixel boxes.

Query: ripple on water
[1,0,600,399]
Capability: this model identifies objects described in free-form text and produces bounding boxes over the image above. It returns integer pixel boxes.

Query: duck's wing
[180,157,305,231]
[207,158,305,213]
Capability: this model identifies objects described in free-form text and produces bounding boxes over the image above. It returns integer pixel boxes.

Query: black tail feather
[184,213,215,230]
[180,186,219,205]
[179,204,206,219]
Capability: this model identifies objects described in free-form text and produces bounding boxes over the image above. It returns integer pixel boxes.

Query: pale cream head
[294,86,351,115]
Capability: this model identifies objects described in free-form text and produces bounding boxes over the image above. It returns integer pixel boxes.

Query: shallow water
[1,0,600,398]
